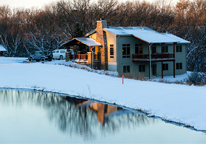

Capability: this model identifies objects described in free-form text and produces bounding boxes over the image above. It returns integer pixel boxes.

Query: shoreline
[1,87,205,134]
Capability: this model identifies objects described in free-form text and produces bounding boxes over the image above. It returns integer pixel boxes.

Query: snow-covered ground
[0,57,205,131]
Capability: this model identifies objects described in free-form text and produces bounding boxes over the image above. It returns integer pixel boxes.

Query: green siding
[105,33,187,77]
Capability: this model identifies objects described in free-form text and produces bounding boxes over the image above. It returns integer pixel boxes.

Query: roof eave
[73,38,102,47]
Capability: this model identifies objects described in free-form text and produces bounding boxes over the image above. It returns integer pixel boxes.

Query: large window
[123,66,130,73]
[163,46,168,53]
[176,63,182,69]
[135,44,143,54]
[152,45,156,54]
[139,65,145,72]
[110,44,114,58]
[122,44,130,58]
[176,45,182,52]
[163,64,168,70]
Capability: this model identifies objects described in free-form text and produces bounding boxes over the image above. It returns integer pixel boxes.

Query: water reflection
[0,90,155,140]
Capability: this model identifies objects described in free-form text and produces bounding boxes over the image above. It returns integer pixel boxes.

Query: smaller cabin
[0,45,7,56]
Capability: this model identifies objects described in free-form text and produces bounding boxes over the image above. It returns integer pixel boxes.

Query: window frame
[163,63,168,70]
[176,45,182,52]
[163,46,168,53]
[135,44,143,54]
[139,65,145,72]
[122,44,130,58]
[110,44,114,58]
[176,63,182,69]
[152,45,156,54]
[123,65,130,73]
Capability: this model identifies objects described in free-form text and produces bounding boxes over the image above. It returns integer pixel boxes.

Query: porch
[61,38,102,69]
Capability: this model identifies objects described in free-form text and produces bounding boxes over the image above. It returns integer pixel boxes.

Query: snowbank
[0,57,205,131]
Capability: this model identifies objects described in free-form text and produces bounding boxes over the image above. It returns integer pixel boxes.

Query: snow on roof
[85,29,96,37]
[104,27,190,44]
[0,45,7,51]
[162,33,190,44]
[74,38,102,47]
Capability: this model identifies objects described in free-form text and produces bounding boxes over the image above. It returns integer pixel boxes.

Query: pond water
[0,90,205,143]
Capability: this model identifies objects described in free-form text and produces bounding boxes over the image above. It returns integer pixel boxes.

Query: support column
[65,45,70,62]
[173,43,176,78]
[161,43,163,78]
[161,61,163,78]
[173,60,175,78]
[148,44,152,79]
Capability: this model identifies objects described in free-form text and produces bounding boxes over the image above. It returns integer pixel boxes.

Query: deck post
[173,43,175,78]
[148,44,152,79]
[161,43,163,78]
[173,60,175,78]
[161,61,163,78]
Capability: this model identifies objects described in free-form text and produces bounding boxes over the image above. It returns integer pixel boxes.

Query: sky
[0,0,179,9]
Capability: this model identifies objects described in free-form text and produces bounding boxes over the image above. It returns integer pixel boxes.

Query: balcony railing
[78,54,88,60]
[69,54,99,61]
[69,54,78,60]
[132,53,175,61]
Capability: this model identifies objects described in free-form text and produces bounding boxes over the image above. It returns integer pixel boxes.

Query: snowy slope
[0,57,205,131]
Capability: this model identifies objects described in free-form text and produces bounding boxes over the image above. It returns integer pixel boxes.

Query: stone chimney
[96,19,108,70]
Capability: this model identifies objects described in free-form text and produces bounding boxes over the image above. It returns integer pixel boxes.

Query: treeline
[0,0,205,72]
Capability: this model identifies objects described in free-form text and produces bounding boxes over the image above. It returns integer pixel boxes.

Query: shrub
[187,72,203,85]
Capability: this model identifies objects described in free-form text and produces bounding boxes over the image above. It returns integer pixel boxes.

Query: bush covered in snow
[187,72,206,85]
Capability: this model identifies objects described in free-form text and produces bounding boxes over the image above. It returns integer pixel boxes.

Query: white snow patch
[0,57,206,131]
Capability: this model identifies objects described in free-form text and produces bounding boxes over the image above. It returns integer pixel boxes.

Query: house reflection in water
[76,100,127,126]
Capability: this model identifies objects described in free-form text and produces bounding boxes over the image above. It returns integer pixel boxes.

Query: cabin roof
[0,45,6,51]
[85,29,96,37]
[74,38,101,46]
[104,27,190,44]
[61,38,102,47]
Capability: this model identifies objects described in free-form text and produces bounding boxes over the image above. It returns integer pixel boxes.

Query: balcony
[132,53,175,62]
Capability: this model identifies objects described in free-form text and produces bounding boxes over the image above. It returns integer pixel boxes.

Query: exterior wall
[154,44,187,76]
[115,36,187,77]
[89,33,96,41]
[175,44,187,75]
[0,51,6,56]
[106,31,117,71]
[116,36,150,77]
[0,51,3,56]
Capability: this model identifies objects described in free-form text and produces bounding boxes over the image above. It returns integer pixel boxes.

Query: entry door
[0,51,3,56]
[152,64,156,76]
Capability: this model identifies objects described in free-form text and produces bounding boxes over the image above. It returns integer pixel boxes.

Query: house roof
[61,37,102,47]
[73,38,102,47]
[0,45,7,51]
[85,29,96,37]
[162,33,190,44]
[104,27,190,44]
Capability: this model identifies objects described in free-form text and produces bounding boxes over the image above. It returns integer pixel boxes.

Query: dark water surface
[0,90,205,143]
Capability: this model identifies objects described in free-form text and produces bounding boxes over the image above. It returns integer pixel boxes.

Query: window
[135,44,143,54]
[110,44,114,58]
[139,65,145,72]
[176,63,182,69]
[152,45,156,54]
[122,44,130,58]
[163,64,168,70]
[123,66,130,73]
[176,45,182,52]
[60,50,65,53]
[163,46,168,53]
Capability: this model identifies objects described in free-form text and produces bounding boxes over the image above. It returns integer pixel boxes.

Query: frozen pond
[0,90,205,143]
